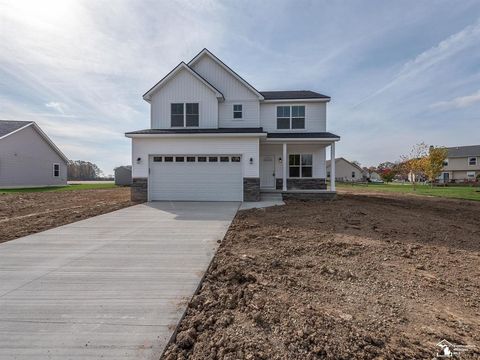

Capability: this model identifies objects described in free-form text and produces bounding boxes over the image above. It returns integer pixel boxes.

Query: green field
[0,183,118,194]
[337,182,480,201]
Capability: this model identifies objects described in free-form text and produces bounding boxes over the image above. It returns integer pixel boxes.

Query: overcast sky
[1,0,480,174]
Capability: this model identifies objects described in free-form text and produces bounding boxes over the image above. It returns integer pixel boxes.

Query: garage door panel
[149,158,242,201]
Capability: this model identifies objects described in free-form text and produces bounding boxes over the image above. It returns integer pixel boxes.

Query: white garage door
[149,155,243,201]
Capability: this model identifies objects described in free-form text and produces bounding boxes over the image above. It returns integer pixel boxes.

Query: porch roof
[265,132,340,141]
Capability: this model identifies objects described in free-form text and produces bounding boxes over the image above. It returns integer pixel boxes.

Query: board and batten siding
[149,68,219,129]
[218,100,260,128]
[132,137,260,178]
[260,102,327,132]
[190,55,259,101]
[0,126,67,187]
[260,143,327,178]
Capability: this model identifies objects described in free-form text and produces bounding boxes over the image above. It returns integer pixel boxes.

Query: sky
[1,0,480,175]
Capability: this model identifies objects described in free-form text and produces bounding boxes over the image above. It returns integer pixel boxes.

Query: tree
[67,161,103,180]
[377,162,397,183]
[424,146,448,185]
[400,143,429,191]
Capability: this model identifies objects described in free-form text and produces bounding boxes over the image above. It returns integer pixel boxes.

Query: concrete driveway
[0,201,239,359]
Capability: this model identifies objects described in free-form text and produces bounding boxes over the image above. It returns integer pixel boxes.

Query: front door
[443,172,450,183]
[261,155,275,188]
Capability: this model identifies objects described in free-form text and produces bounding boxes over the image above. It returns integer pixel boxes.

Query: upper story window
[53,164,60,177]
[233,104,242,119]
[468,157,477,166]
[171,103,199,127]
[277,105,305,130]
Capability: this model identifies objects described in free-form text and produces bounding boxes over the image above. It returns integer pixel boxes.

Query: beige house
[326,157,364,182]
[441,145,480,183]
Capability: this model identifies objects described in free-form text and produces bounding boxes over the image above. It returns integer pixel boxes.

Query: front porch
[259,135,339,196]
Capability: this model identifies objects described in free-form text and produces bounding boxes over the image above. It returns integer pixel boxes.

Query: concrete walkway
[0,202,239,360]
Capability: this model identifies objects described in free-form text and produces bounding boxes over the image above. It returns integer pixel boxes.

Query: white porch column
[282,143,287,191]
[330,142,336,191]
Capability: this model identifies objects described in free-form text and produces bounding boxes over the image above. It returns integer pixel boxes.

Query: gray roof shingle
[0,120,32,138]
[267,132,339,139]
[126,127,265,135]
[446,145,480,158]
[260,90,330,100]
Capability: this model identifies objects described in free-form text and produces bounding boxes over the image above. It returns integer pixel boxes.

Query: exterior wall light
[279,157,282,164]
[136,157,142,164]
[249,157,253,164]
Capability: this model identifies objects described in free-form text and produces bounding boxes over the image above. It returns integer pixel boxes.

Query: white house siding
[150,68,219,129]
[260,102,327,133]
[131,136,260,178]
[0,126,67,187]
[327,158,363,181]
[260,143,327,178]
[190,55,259,101]
[218,100,260,128]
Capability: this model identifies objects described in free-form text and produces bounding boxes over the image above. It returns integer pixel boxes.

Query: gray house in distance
[0,120,68,188]
[114,165,132,186]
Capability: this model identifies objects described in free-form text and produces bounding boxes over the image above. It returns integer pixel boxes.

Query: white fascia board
[188,49,265,100]
[143,62,224,102]
[125,132,267,139]
[0,122,33,140]
[262,98,330,103]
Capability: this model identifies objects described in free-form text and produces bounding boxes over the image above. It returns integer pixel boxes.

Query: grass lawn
[0,183,119,194]
[337,182,480,201]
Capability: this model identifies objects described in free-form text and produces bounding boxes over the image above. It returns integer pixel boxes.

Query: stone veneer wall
[131,177,148,202]
[243,177,260,201]
[276,178,327,190]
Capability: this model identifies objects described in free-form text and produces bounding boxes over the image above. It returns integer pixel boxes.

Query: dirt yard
[0,187,134,243]
[163,193,480,359]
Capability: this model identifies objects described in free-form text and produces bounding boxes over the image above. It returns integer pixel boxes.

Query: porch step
[260,192,283,201]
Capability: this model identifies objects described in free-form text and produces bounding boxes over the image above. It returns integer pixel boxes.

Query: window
[164,156,173,162]
[198,156,207,162]
[289,154,312,178]
[468,157,477,166]
[186,156,196,162]
[277,105,305,130]
[220,156,229,162]
[171,103,184,127]
[327,171,331,178]
[153,156,162,162]
[53,164,60,177]
[175,156,185,162]
[231,156,241,162]
[171,103,199,127]
[277,106,290,129]
[467,171,476,179]
[233,104,242,119]
[208,156,218,162]
[352,171,356,178]
[186,103,199,127]
[291,105,305,129]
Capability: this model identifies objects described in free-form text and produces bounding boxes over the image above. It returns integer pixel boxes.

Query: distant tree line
[67,160,103,180]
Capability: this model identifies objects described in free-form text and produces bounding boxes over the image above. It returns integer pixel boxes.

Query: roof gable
[143,62,224,102]
[188,48,264,100]
[0,120,69,162]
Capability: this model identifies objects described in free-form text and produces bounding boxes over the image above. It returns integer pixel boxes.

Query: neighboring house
[125,49,340,202]
[0,120,68,188]
[440,145,480,183]
[326,157,364,182]
[114,165,132,186]
[366,171,382,181]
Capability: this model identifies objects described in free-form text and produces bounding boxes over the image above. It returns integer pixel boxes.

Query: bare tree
[68,161,103,180]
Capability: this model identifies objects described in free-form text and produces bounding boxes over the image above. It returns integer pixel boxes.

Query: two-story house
[125,49,340,202]
[441,145,480,183]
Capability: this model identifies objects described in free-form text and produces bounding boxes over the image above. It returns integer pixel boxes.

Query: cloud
[45,101,68,114]
[431,90,480,109]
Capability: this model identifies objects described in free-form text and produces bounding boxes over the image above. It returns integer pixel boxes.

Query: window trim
[170,103,199,128]
[276,105,306,130]
[468,157,477,166]
[288,153,313,178]
[233,104,243,120]
[53,163,60,177]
